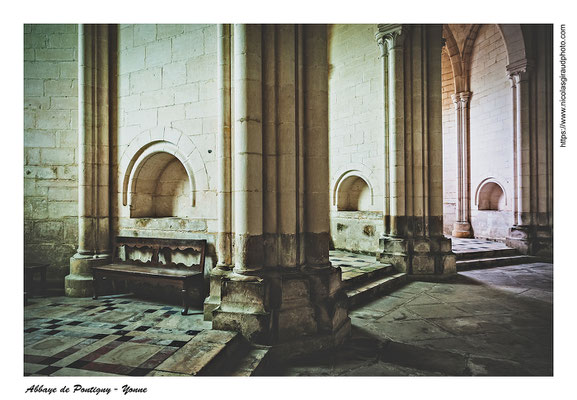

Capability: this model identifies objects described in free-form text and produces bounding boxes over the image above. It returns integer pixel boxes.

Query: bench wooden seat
[92,236,206,315]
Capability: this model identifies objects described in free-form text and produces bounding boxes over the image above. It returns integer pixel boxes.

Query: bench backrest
[113,236,206,274]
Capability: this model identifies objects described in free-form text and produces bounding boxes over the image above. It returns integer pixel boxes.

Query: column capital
[375,24,408,56]
[507,58,533,84]
[451,91,471,109]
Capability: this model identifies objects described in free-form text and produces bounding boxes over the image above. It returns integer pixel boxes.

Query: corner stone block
[411,255,436,275]
[219,279,268,314]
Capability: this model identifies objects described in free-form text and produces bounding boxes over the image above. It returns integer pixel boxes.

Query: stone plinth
[65,254,111,297]
[378,235,456,278]
[212,265,350,356]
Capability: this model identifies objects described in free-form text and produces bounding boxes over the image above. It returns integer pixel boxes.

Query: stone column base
[211,265,351,354]
[203,266,234,321]
[452,221,473,238]
[506,225,553,259]
[378,235,456,277]
[65,254,111,297]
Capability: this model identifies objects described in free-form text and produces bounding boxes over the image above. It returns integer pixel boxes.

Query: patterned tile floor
[24,296,210,376]
[450,237,511,254]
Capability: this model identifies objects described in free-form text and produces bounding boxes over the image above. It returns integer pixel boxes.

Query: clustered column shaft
[65,24,112,297]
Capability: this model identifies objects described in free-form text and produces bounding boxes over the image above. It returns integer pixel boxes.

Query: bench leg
[92,275,99,300]
[181,288,189,316]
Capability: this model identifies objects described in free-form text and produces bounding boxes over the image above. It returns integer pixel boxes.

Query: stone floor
[24,240,553,377]
[330,249,384,281]
[280,261,553,376]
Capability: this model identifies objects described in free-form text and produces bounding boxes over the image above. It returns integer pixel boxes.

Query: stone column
[204,24,233,320]
[65,24,112,297]
[216,24,233,269]
[506,60,534,253]
[303,24,331,269]
[376,24,455,278]
[232,24,264,275]
[451,91,474,238]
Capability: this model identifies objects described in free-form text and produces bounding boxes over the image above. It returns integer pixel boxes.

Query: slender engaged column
[233,24,264,275]
[65,24,112,297]
[510,69,532,227]
[451,91,473,238]
[216,24,233,269]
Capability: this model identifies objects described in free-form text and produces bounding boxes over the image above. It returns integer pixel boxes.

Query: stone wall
[468,24,513,240]
[24,24,79,287]
[327,24,384,253]
[112,24,219,273]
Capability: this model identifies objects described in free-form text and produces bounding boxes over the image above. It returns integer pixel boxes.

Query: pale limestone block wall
[441,49,457,235]
[24,24,79,285]
[112,24,218,271]
[468,24,513,240]
[328,24,384,254]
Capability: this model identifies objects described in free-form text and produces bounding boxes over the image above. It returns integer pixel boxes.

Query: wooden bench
[92,236,206,315]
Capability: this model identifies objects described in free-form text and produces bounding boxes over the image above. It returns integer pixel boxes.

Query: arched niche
[130,152,193,218]
[476,179,507,211]
[336,174,372,211]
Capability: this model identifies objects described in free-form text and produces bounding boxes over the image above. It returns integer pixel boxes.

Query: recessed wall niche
[477,180,506,211]
[130,152,192,218]
[336,175,371,211]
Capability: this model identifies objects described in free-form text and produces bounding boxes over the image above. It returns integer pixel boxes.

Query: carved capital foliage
[375,24,408,55]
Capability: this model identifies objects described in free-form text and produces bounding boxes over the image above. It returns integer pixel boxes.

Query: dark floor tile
[128,367,153,376]
[167,340,188,348]
[90,334,108,340]
[36,365,62,376]
[67,359,90,369]
[135,325,152,331]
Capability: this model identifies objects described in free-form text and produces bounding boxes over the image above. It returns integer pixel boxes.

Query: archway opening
[130,152,191,218]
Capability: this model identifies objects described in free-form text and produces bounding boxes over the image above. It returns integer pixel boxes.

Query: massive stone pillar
[506,30,553,259]
[376,24,456,278]
[65,24,112,297]
[451,91,474,238]
[210,24,350,356]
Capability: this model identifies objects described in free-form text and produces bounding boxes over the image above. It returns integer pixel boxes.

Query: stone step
[341,264,396,290]
[346,272,407,308]
[153,329,246,376]
[454,248,518,261]
[456,255,536,271]
[227,346,273,376]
